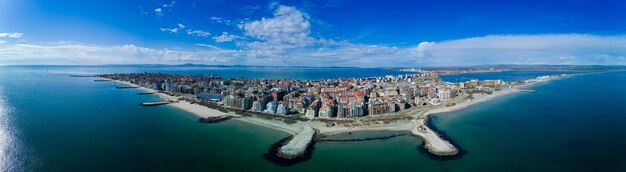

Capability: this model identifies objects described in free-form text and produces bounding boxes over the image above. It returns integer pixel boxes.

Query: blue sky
[0,0,625,66]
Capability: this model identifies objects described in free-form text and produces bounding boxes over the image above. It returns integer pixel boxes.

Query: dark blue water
[431,71,626,171]
[1,66,625,171]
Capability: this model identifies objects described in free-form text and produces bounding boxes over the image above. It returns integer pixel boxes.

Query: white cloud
[195,44,221,50]
[161,23,209,38]
[4,3,626,67]
[160,23,186,34]
[2,34,626,67]
[210,16,222,21]
[162,1,175,8]
[239,5,317,50]
[412,41,435,57]
[0,42,243,65]
[210,16,233,25]
[154,8,163,16]
[186,29,210,37]
[0,32,23,38]
[213,32,239,42]
[160,27,178,33]
[155,1,175,16]
[411,34,626,66]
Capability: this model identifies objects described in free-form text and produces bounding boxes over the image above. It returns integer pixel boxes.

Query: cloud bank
[2,34,625,66]
[0,32,23,38]
[412,34,626,66]
[1,5,626,67]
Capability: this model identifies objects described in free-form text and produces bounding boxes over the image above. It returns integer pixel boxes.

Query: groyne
[411,119,459,156]
[277,126,316,160]
[140,101,170,106]
[199,116,232,123]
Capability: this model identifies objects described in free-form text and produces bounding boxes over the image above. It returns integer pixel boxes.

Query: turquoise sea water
[1,66,625,171]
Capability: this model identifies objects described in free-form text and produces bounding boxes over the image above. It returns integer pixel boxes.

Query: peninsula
[97,70,569,159]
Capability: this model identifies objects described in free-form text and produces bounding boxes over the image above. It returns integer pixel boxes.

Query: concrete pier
[411,119,458,156]
[278,126,316,159]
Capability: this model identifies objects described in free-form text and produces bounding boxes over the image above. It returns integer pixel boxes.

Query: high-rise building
[276,102,289,115]
[337,105,347,118]
[304,99,321,118]
[251,100,264,112]
[241,97,252,110]
[319,104,336,118]
[368,101,389,115]
[388,102,397,113]
[265,101,278,114]
[349,103,364,118]
[196,93,223,102]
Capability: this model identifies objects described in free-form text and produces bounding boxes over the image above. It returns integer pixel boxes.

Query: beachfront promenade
[278,126,316,159]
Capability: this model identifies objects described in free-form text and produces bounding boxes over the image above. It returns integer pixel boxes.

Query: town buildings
[100,70,524,120]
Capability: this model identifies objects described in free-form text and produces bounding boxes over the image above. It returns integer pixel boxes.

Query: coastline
[409,87,521,156]
[101,74,567,158]
[108,79,233,119]
[105,77,534,136]
[106,77,417,136]
[107,78,307,135]
[409,75,567,156]
[422,87,520,117]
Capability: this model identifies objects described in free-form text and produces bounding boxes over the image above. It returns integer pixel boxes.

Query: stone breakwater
[411,119,459,156]
[199,116,232,123]
[277,126,316,160]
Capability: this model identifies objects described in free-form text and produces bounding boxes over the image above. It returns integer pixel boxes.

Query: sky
[0,0,625,67]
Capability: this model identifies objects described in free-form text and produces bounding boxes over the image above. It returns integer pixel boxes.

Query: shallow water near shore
[1,66,626,171]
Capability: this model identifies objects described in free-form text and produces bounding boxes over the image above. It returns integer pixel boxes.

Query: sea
[1,65,625,172]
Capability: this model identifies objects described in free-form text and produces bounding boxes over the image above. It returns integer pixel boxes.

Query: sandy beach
[232,116,413,136]
[107,78,423,135]
[233,117,301,135]
[422,87,520,117]
[108,78,233,119]
[104,75,562,156]
[405,88,522,155]
[107,77,525,137]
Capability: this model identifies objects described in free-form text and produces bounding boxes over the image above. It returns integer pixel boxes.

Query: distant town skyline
[0,0,625,67]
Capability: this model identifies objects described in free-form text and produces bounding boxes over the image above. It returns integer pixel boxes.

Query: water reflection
[0,88,17,171]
